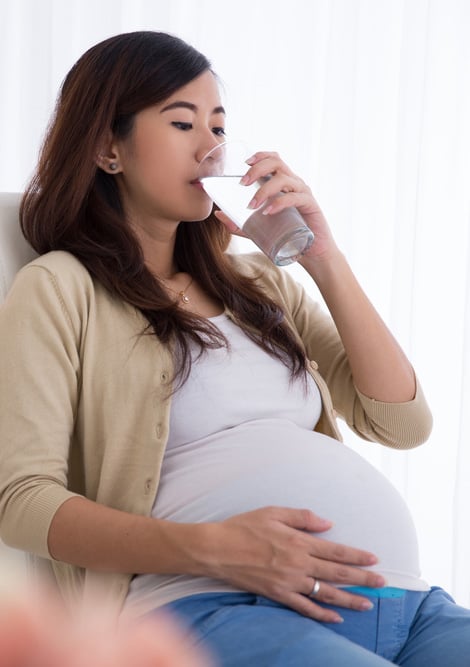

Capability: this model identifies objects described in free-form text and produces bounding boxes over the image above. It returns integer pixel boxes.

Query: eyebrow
[160,101,226,115]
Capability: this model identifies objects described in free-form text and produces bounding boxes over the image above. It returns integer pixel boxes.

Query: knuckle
[299,508,314,524]
[331,544,348,561]
[319,590,337,605]
[334,565,351,582]
[263,505,279,520]
[295,599,321,620]
[364,572,381,587]
[339,593,361,609]
[296,605,313,619]
[313,607,337,623]
[286,533,304,550]
[269,583,284,598]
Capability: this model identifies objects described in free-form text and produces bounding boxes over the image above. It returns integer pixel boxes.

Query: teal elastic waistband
[344,586,406,599]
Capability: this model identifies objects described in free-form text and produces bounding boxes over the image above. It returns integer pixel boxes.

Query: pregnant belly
[154,420,428,590]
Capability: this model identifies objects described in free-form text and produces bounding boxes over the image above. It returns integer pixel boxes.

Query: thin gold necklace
[159,275,194,304]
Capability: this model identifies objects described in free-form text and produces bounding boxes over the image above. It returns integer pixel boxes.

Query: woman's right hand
[201,506,385,623]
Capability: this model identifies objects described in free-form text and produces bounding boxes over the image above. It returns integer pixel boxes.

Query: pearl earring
[109,162,118,171]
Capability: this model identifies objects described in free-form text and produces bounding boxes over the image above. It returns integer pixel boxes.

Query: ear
[96,132,123,174]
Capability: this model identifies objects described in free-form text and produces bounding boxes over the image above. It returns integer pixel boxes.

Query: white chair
[0,192,37,303]
[0,192,37,586]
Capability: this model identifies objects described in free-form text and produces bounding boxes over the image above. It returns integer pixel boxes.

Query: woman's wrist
[298,247,348,289]
[152,519,222,578]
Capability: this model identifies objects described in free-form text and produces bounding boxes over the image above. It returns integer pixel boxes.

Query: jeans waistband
[344,586,407,598]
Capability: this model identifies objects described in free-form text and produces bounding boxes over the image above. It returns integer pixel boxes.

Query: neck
[131,221,180,279]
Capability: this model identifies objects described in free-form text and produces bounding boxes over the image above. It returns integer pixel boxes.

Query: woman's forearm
[47,496,211,575]
[300,250,416,403]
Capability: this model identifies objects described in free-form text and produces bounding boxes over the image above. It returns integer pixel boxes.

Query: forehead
[158,70,223,112]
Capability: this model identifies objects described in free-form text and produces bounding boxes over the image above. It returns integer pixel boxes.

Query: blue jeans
[162,587,470,666]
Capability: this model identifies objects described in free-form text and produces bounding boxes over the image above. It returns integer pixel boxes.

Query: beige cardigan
[0,250,432,612]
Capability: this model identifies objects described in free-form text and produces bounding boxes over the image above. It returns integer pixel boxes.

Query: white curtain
[1,0,469,606]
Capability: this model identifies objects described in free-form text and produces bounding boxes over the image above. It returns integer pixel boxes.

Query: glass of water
[197,141,314,266]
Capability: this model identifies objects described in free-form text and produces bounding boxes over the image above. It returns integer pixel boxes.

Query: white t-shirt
[125,314,428,615]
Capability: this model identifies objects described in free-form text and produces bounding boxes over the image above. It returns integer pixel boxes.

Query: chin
[182,206,215,222]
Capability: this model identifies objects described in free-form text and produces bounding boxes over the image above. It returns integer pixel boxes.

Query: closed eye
[172,121,193,131]
[171,122,225,136]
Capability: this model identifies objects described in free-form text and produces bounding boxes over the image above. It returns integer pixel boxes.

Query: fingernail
[318,517,333,527]
[246,156,256,165]
[332,614,344,624]
[239,175,250,185]
[248,197,258,209]
[374,576,386,587]
[360,600,374,611]
[262,205,273,215]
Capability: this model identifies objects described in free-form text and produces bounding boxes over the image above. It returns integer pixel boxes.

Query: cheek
[134,144,163,174]
[122,125,170,179]
[125,148,169,193]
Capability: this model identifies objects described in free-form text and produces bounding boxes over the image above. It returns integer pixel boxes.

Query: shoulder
[3,251,106,333]
[19,250,93,285]
[10,250,103,307]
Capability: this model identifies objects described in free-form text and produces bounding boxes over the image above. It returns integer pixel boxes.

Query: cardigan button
[160,371,169,382]
[144,478,153,495]
[155,423,163,439]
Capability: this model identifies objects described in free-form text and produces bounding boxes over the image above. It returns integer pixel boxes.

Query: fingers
[270,506,333,533]
[270,507,384,590]
[306,539,385,590]
[310,558,385,590]
[213,210,245,235]
[242,152,308,208]
[248,175,306,210]
[308,536,378,569]
[305,550,384,591]
[246,151,295,178]
[260,506,381,575]
[281,576,376,623]
[279,582,375,624]
[217,507,384,622]
[270,507,379,570]
[260,191,320,219]
[283,591,345,624]
[304,579,374,613]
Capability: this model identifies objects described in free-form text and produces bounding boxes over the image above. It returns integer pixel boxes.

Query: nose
[196,134,226,165]
[196,142,226,179]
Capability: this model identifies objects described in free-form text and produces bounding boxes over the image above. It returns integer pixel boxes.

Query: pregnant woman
[1,30,469,667]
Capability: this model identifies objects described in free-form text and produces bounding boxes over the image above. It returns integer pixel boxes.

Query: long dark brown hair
[20,31,307,389]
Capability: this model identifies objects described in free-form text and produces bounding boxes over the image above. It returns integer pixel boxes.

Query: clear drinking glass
[198,142,314,266]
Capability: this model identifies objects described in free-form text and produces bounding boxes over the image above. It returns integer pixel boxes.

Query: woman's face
[113,70,226,232]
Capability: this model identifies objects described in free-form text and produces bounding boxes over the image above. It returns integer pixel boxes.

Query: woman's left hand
[214,151,339,263]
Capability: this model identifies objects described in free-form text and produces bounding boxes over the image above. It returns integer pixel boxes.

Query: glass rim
[198,140,251,179]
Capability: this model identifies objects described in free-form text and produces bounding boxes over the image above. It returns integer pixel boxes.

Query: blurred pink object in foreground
[0,588,214,667]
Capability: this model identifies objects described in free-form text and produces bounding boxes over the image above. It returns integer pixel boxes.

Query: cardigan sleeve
[285,278,432,448]
[0,259,83,557]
